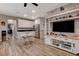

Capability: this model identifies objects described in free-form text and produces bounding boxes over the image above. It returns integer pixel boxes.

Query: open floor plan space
[0,37,75,56]
[0,3,79,56]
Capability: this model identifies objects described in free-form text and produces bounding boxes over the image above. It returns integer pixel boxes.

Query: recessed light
[32,10,36,13]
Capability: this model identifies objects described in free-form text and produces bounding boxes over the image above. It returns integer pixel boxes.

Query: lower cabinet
[45,36,52,45]
[45,36,79,55]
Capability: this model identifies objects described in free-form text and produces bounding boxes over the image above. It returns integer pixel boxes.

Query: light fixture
[24,14,27,17]
[32,10,36,13]
[8,19,14,24]
[35,19,40,24]
[35,20,38,24]
[32,16,35,19]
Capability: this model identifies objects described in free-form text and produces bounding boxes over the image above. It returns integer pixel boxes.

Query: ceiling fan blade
[24,3,27,7]
[32,3,38,6]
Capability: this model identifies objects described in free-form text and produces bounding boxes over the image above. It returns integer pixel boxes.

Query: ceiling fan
[24,3,38,7]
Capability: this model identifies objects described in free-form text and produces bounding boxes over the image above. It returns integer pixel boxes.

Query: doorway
[7,19,17,40]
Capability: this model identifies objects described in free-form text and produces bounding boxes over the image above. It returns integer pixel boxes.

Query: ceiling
[0,3,68,20]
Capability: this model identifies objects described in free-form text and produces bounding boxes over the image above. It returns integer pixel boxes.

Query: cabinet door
[45,36,51,45]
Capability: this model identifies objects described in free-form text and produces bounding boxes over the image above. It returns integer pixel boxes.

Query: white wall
[75,19,79,35]
[18,19,34,28]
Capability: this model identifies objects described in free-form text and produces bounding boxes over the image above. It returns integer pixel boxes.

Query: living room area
[0,3,79,56]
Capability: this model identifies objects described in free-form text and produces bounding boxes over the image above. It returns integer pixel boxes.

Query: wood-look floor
[0,37,75,56]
